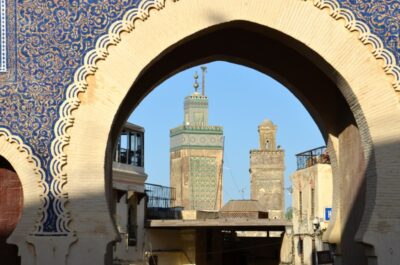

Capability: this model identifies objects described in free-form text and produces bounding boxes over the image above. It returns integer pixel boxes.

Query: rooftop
[295,146,330,170]
[123,122,144,133]
[146,218,291,230]
[220,200,267,213]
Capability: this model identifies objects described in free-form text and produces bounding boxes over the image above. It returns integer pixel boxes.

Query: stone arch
[61,1,400,264]
[0,129,45,265]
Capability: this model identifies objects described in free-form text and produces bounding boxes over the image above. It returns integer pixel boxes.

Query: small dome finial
[193,71,199,93]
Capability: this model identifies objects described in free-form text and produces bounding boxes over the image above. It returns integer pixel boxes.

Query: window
[265,139,270,149]
[127,194,138,246]
[311,188,315,218]
[297,238,304,255]
[299,238,304,264]
[299,191,303,221]
[116,129,144,167]
[130,132,144,167]
[118,133,128,164]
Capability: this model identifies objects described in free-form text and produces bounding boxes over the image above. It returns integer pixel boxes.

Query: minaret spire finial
[193,71,199,93]
[201,66,207,96]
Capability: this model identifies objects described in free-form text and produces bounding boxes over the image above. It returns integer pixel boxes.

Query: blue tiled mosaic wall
[0,0,16,80]
[340,1,399,67]
[0,0,398,233]
[1,0,142,234]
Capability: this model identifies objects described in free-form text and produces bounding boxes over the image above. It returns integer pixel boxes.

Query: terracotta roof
[220,200,266,213]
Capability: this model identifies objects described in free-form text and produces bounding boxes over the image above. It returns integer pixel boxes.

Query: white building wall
[114,193,146,265]
[112,163,147,265]
[144,229,196,265]
[291,163,333,265]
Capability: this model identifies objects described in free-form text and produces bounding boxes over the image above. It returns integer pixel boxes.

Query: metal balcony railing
[145,183,181,220]
[296,146,330,170]
[145,183,176,208]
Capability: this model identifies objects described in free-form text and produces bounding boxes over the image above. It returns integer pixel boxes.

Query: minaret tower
[183,70,208,126]
[250,119,285,219]
[170,67,224,211]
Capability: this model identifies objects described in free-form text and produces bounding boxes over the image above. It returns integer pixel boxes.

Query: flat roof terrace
[146,219,291,230]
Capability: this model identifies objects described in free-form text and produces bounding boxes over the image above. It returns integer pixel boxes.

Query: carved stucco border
[0,127,48,234]
[49,0,400,234]
[311,0,400,91]
[49,0,168,234]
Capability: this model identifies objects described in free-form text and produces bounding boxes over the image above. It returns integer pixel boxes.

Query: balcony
[114,123,144,168]
[145,183,182,220]
[295,146,330,170]
[113,123,147,187]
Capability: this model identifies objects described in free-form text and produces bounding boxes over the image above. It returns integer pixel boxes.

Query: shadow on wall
[328,123,369,265]
[0,141,376,265]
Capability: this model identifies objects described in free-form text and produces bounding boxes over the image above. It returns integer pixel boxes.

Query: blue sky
[129,61,324,209]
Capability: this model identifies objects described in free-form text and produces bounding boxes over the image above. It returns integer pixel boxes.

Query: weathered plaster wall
[145,229,196,265]
[250,150,285,219]
[291,163,333,265]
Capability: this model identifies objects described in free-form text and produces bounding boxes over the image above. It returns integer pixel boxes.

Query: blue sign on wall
[325,208,332,221]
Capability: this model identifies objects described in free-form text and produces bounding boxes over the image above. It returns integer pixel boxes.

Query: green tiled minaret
[170,67,224,211]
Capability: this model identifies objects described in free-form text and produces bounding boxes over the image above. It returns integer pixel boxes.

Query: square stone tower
[170,68,224,211]
[250,119,285,219]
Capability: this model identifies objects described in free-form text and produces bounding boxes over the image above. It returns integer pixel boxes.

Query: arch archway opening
[0,155,23,265]
[105,21,369,264]
[110,21,359,142]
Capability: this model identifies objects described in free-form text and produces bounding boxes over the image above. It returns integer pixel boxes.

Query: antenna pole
[201,66,207,96]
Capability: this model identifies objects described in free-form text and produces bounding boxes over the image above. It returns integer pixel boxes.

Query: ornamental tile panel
[189,157,218,210]
[170,133,224,150]
[338,0,399,66]
[0,0,142,234]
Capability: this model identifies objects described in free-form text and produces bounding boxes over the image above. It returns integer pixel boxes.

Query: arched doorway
[108,20,367,264]
[0,156,23,265]
[62,1,400,264]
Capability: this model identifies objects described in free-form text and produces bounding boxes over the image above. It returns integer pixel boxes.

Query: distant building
[112,123,147,265]
[250,119,285,219]
[219,200,268,219]
[144,71,293,265]
[170,67,224,211]
[290,146,333,265]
